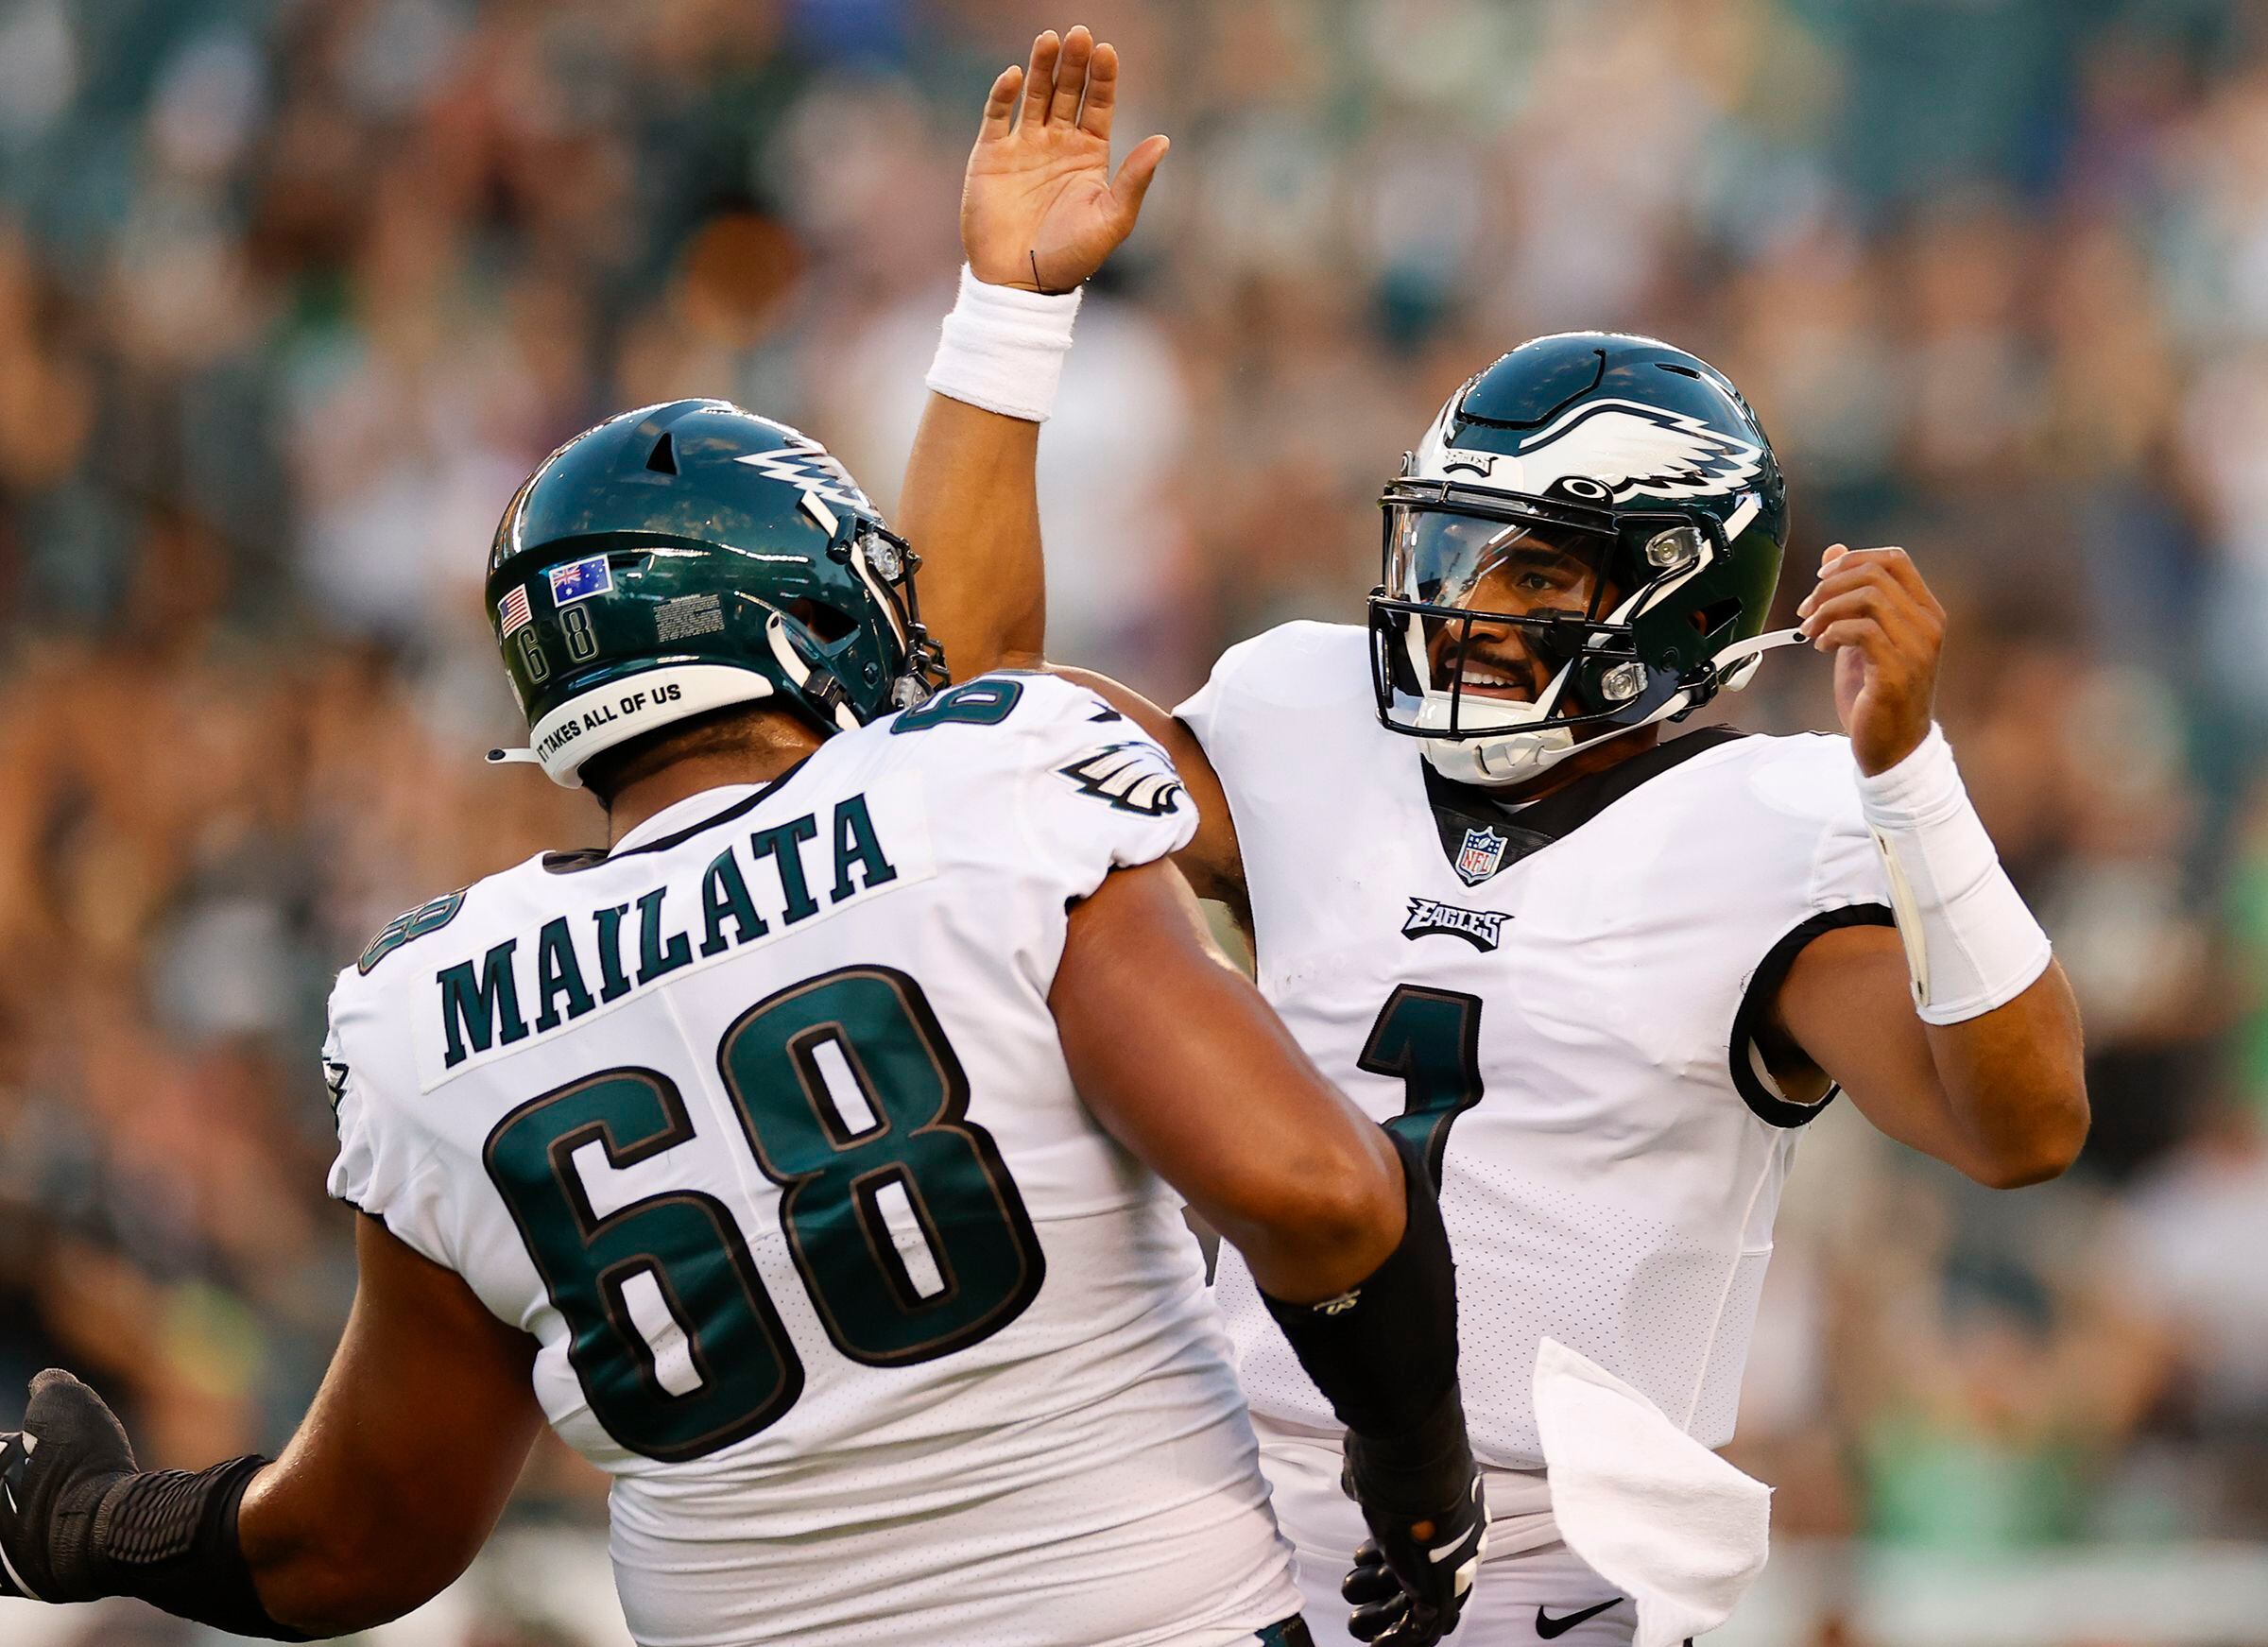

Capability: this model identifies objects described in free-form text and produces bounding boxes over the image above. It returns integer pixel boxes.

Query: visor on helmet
[1385,506,1615,623]
[1369,489,1732,747]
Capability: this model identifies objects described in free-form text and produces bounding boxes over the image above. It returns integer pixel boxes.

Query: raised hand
[1796,543,1947,775]
[961,26,1169,292]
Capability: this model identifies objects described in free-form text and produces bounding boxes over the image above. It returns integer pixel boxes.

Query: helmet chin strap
[1712,626,1805,687]
[765,612,863,733]
[1418,626,1806,789]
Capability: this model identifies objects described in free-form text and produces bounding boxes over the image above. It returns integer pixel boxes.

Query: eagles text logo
[1058,742,1186,816]
[1403,897,1508,952]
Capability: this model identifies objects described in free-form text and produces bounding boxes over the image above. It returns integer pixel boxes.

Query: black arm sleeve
[75,1458,309,1640]
[1259,1129,1474,1513]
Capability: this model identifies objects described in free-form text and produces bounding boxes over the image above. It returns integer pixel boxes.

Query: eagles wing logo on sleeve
[1424,398,1762,505]
[1058,742,1187,817]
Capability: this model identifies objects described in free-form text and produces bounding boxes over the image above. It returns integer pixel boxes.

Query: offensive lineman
[896,28,2089,1646]
[0,403,1490,1647]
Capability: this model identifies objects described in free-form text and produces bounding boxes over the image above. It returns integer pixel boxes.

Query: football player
[0,403,1491,1647]
[896,27,2089,1647]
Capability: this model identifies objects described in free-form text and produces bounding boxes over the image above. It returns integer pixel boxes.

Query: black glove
[0,1368,140,1603]
[1338,1441,1488,1646]
[0,1369,296,1638]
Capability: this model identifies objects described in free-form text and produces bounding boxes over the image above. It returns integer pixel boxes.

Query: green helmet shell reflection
[1370,333,1794,786]
[483,400,941,788]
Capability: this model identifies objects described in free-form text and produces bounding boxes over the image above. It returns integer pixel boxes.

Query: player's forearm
[1211,1124,1407,1305]
[899,390,1048,674]
[902,268,1086,677]
[1259,1128,1488,1618]
[236,1460,465,1636]
[1921,959,2088,1188]
[1859,724,2088,1185]
[232,1217,544,1635]
[1254,1131,1456,1429]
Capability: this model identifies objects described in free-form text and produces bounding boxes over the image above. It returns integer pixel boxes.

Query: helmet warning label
[657,592,725,643]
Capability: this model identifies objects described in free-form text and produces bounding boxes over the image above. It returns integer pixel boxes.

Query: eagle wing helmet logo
[1505,398,1764,504]
[1419,396,1765,505]
[732,422,875,515]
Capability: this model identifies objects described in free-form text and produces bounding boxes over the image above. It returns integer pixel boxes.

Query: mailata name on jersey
[435,791,902,1071]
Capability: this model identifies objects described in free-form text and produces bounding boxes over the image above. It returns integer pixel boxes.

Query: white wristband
[925,265,1084,422]
[1857,724,2053,1024]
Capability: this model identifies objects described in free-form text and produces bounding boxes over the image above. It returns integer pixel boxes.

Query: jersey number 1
[1360,985,1485,1189]
[483,966,1043,1462]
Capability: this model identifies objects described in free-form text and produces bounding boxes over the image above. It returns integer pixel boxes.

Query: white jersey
[322,673,1300,1647]
[1178,623,1890,1471]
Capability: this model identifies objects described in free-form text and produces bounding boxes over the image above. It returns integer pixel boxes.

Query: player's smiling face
[1420,523,1612,703]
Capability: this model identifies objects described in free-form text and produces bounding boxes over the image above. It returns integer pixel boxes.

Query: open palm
[961,26,1169,292]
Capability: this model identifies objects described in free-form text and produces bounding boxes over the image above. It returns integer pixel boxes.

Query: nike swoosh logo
[1536,1599,1621,1638]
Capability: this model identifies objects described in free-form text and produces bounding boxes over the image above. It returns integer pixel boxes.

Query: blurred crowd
[5,0,2268,1639]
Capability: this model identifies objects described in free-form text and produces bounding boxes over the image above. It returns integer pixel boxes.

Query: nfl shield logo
[1454,825,1508,886]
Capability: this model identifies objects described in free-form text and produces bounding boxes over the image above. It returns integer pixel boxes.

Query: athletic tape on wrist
[924,264,1084,422]
[1857,724,2053,1025]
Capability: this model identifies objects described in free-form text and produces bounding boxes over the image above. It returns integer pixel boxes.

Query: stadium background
[3,0,2267,1641]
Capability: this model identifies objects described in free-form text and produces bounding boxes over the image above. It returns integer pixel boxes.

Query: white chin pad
[1416,689,1578,784]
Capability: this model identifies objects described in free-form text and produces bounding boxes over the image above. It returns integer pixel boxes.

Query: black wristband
[89,1457,310,1641]
[1342,1375,1477,1520]
[1259,1128,1461,1437]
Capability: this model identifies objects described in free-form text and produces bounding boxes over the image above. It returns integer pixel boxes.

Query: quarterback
[898,27,2090,1647]
[0,403,1492,1647]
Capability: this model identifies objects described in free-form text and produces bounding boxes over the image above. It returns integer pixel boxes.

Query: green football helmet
[1369,333,1796,786]
[483,400,942,787]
